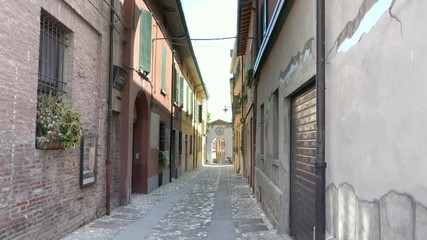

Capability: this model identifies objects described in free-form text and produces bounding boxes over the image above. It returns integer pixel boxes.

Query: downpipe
[315,0,326,239]
[106,0,115,215]
[169,46,175,182]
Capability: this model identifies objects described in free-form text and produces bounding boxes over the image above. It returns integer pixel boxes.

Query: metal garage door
[290,84,316,240]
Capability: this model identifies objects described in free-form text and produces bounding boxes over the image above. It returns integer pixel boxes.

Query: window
[273,90,279,158]
[189,135,193,154]
[259,3,264,46]
[179,131,182,154]
[186,86,189,112]
[161,46,166,93]
[190,91,194,116]
[159,122,166,151]
[38,12,68,95]
[263,1,268,35]
[260,104,264,156]
[259,1,268,46]
[139,9,152,74]
[198,104,202,123]
[174,68,179,104]
[180,77,184,106]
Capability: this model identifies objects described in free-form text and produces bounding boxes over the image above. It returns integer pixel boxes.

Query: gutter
[106,0,115,215]
[315,0,326,239]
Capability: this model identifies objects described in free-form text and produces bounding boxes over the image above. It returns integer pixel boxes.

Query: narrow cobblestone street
[62,165,290,240]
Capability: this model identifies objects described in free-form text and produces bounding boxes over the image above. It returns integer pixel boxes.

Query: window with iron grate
[159,122,166,151]
[38,11,68,96]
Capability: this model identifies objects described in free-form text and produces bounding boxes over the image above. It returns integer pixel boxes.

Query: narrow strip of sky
[181,0,237,122]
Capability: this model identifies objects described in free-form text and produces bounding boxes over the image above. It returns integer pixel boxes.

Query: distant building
[206,120,232,164]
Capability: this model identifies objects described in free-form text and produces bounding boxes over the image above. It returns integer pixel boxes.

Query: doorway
[290,83,317,240]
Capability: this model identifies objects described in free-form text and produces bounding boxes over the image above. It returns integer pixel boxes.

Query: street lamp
[223,106,232,113]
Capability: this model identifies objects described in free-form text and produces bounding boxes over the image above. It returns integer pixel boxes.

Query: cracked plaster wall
[326,183,427,240]
[325,0,427,206]
[255,0,427,236]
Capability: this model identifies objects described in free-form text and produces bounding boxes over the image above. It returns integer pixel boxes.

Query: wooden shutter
[198,104,202,123]
[161,46,166,90]
[139,10,152,73]
[180,77,184,105]
[175,69,179,103]
[186,86,189,111]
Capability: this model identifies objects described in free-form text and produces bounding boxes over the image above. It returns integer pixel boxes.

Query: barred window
[179,131,182,154]
[159,122,166,151]
[38,12,68,95]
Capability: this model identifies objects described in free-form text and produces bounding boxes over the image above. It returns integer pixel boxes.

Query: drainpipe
[192,109,196,168]
[252,79,257,194]
[169,45,175,183]
[315,0,326,239]
[252,0,258,194]
[241,55,245,171]
[106,0,115,215]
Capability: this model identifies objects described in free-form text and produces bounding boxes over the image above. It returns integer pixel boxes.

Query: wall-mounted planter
[36,139,63,150]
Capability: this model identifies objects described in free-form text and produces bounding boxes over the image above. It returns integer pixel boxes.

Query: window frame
[159,121,166,151]
[139,9,152,74]
[260,103,265,157]
[161,46,167,95]
[37,11,68,96]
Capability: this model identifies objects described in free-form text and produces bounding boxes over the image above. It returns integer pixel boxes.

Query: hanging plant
[246,68,254,87]
[36,93,83,149]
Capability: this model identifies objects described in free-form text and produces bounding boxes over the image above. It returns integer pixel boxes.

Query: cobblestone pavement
[62,165,290,240]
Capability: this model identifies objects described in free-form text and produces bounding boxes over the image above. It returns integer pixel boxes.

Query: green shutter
[175,70,179,103]
[186,86,189,111]
[139,10,152,73]
[190,92,194,114]
[180,77,184,105]
[161,46,166,90]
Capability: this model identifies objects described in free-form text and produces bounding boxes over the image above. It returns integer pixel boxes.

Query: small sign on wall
[80,133,97,187]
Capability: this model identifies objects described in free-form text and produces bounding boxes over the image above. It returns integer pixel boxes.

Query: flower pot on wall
[36,93,83,150]
[36,139,63,150]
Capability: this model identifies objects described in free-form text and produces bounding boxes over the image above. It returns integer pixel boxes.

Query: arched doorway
[211,138,225,164]
[132,92,150,193]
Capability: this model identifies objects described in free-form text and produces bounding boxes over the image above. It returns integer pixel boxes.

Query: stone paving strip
[62,165,289,240]
[62,167,205,240]
[227,168,291,240]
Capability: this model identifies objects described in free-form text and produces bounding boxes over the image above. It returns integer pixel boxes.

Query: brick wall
[0,0,124,239]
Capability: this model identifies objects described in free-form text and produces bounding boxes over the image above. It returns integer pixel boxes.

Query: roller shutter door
[290,84,316,240]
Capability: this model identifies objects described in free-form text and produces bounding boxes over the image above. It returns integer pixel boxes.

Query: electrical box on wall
[113,65,127,90]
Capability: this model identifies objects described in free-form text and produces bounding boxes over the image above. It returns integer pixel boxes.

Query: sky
[181,0,237,122]
[338,0,392,53]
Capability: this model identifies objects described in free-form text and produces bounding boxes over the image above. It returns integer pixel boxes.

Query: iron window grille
[38,12,68,95]
[159,122,166,151]
[179,131,182,155]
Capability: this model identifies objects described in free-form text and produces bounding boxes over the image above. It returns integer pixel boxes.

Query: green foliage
[159,150,169,168]
[36,94,83,149]
[246,68,254,87]
[207,112,211,124]
[240,94,248,104]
